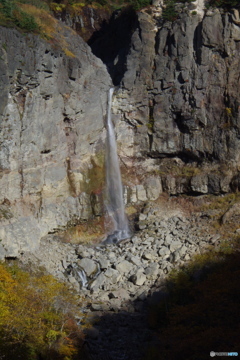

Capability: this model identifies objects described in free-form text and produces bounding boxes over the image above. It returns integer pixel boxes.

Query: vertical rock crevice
[88,7,139,85]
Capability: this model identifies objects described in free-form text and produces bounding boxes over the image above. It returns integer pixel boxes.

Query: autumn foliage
[0,263,84,360]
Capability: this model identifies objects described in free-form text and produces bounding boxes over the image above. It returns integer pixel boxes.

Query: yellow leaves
[63,48,76,58]
[0,264,16,290]
[18,3,58,39]
[59,341,78,358]
[225,107,232,116]
[0,262,84,359]
[46,329,61,345]
[50,2,66,12]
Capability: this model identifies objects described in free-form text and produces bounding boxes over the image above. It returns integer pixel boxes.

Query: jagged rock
[90,273,107,291]
[98,256,110,270]
[104,268,121,283]
[106,9,240,199]
[164,234,172,245]
[158,246,171,258]
[2,5,240,258]
[142,252,155,261]
[134,287,149,301]
[131,236,141,244]
[97,292,110,302]
[145,263,159,280]
[130,269,147,286]
[61,259,68,269]
[90,303,110,312]
[109,298,122,311]
[109,289,130,301]
[179,245,188,257]
[78,258,98,277]
[115,260,133,274]
[139,213,147,221]
[126,254,142,266]
[136,185,147,202]
[221,202,240,224]
[138,222,147,230]
[169,240,182,252]
[191,175,208,194]
[107,251,117,262]
[209,234,221,244]
[145,176,162,200]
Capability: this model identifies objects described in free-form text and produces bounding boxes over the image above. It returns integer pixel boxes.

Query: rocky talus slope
[20,194,240,359]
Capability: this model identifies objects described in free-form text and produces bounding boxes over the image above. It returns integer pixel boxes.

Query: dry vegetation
[0,0,76,56]
[61,216,106,244]
[0,262,85,360]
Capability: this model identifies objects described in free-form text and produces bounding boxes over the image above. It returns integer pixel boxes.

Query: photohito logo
[210,351,238,357]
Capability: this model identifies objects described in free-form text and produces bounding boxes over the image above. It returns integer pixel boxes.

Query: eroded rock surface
[102,9,240,197]
[0,25,111,256]
[2,7,240,258]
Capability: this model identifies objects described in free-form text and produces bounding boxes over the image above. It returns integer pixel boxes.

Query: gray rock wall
[111,9,240,194]
[0,26,111,256]
[2,8,240,256]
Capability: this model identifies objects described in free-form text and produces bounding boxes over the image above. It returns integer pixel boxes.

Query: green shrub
[0,0,39,32]
[13,8,39,31]
[0,0,15,17]
[128,0,151,10]
[17,0,50,10]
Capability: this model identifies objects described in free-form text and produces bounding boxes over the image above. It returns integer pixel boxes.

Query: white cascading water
[104,88,130,244]
[72,264,88,288]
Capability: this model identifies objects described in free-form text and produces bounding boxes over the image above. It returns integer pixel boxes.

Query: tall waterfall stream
[103,88,131,244]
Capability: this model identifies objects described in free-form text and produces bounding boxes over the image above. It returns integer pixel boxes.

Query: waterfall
[104,88,130,244]
[71,264,88,289]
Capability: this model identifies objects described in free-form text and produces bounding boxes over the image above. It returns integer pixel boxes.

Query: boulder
[78,258,98,277]
[145,176,162,200]
[142,252,155,261]
[169,240,182,252]
[130,269,147,286]
[90,273,107,291]
[98,256,110,270]
[145,263,159,279]
[115,260,133,274]
[104,268,121,283]
[158,246,171,258]
[109,289,130,301]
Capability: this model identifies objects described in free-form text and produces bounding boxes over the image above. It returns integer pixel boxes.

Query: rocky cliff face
[1,7,240,257]
[0,25,111,257]
[101,8,240,196]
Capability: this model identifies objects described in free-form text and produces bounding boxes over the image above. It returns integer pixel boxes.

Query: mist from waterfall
[104,88,130,244]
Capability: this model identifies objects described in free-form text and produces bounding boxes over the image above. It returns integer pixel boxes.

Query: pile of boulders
[20,204,221,312]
